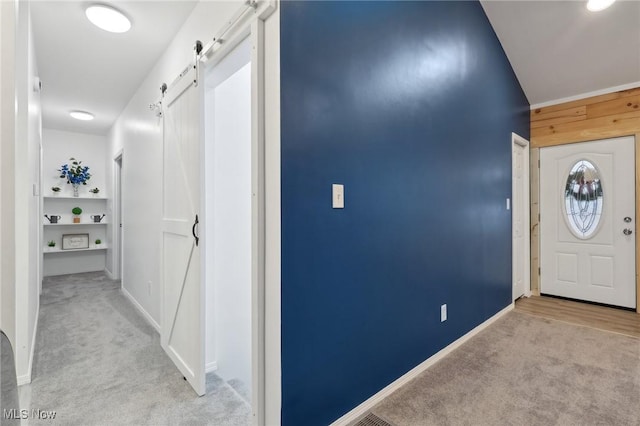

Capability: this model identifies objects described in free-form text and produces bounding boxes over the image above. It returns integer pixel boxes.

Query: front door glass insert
[564,160,603,239]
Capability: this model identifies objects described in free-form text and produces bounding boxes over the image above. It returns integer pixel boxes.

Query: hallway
[19,272,250,425]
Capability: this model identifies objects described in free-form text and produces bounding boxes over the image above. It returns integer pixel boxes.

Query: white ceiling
[31,1,640,135]
[31,1,197,135]
[481,0,640,107]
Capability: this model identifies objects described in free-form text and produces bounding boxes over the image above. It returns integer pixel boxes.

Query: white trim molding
[121,287,160,333]
[16,301,40,386]
[206,361,218,373]
[330,303,515,426]
[512,133,531,300]
[104,267,115,281]
[530,81,640,110]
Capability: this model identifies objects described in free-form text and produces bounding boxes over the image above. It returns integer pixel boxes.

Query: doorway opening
[159,15,269,424]
[158,3,274,421]
[204,36,253,403]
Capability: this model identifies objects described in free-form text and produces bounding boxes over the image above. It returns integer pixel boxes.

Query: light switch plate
[332,184,344,209]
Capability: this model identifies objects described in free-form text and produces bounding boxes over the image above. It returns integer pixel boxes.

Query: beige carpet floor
[19,272,250,426]
[366,311,640,426]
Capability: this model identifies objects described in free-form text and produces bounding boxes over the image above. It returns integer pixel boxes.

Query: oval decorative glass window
[564,160,603,239]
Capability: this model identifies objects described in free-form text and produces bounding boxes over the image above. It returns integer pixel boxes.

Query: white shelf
[44,195,107,200]
[43,244,108,254]
[44,221,108,226]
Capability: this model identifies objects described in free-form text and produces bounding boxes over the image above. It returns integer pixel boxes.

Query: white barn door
[540,136,636,309]
[161,64,205,395]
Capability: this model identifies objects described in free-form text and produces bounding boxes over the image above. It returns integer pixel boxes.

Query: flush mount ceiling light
[85,5,131,33]
[70,111,95,121]
[587,0,616,12]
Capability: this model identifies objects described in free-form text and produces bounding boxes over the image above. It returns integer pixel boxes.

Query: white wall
[42,129,107,196]
[42,129,108,276]
[0,0,43,385]
[0,0,44,386]
[15,2,42,384]
[107,0,245,331]
[0,0,17,350]
[205,41,252,389]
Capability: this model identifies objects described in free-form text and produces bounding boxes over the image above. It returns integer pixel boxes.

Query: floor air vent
[354,413,393,426]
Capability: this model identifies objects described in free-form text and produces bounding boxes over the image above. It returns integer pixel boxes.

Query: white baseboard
[330,303,515,426]
[17,301,40,386]
[104,267,115,281]
[121,287,160,333]
[206,361,218,373]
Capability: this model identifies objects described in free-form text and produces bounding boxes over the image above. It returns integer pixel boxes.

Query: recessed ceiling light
[70,111,95,121]
[85,5,131,33]
[587,0,615,12]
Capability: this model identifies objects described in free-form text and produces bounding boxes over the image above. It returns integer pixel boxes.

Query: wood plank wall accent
[531,87,640,147]
[530,87,640,313]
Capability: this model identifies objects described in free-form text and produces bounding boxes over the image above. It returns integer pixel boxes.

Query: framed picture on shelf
[62,233,90,250]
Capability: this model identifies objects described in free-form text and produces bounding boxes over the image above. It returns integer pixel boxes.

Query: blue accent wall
[280,2,530,425]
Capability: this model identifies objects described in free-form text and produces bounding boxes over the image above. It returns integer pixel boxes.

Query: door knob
[623,228,633,236]
[624,217,632,223]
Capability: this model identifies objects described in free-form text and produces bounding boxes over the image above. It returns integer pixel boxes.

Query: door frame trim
[112,150,123,281]
[512,133,531,300]
[635,134,640,313]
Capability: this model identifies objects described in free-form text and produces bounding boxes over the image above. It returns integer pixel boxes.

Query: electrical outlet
[441,304,447,322]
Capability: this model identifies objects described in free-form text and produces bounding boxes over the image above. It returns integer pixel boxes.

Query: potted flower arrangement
[59,158,91,197]
[72,207,82,223]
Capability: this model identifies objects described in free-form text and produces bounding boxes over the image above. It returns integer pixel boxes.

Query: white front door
[161,64,205,395]
[540,136,636,308]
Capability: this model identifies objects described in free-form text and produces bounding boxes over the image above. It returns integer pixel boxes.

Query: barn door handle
[192,214,199,246]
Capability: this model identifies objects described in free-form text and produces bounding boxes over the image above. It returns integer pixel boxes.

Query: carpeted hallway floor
[20,273,640,426]
[19,272,251,426]
[361,311,640,426]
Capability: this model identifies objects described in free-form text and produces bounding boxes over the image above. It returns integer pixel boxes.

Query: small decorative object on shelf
[89,187,100,197]
[72,207,82,223]
[58,157,91,197]
[62,233,89,250]
[47,240,56,247]
[91,214,105,223]
[44,214,61,224]
[95,239,102,245]
[51,186,61,196]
